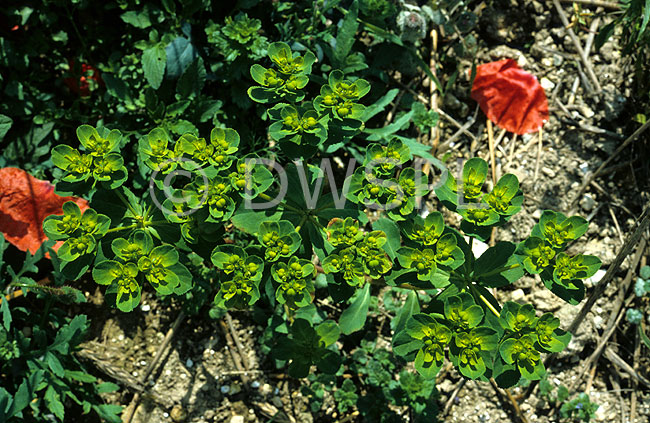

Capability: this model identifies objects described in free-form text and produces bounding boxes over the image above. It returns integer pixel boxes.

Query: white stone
[540,77,555,91]
[468,237,489,258]
[141,304,151,312]
[220,385,230,394]
[230,416,244,423]
[185,358,194,368]
[511,289,525,302]
[586,269,606,287]
[593,315,604,329]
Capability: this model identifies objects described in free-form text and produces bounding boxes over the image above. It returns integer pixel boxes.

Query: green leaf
[315,320,340,347]
[142,44,167,89]
[50,315,88,354]
[165,36,199,78]
[372,218,400,259]
[7,370,44,418]
[64,370,96,383]
[392,290,420,334]
[392,329,422,358]
[362,88,399,121]
[595,21,616,50]
[96,382,121,394]
[339,283,371,334]
[1,296,10,331]
[639,325,650,349]
[177,57,206,98]
[334,0,359,65]
[92,260,123,285]
[44,385,65,421]
[0,114,12,141]
[121,10,151,28]
[230,202,282,234]
[46,351,65,376]
[474,242,524,288]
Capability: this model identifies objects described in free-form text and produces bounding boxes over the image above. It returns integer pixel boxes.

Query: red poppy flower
[0,168,88,255]
[64,61,104,97]
[470,59,548,135]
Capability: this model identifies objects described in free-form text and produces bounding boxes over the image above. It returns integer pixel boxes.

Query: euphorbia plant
[45,43,601,389]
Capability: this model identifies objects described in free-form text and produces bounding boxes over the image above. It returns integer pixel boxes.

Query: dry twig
[570,120,650,209]
[123,311,186,423]
[551,0,602,92]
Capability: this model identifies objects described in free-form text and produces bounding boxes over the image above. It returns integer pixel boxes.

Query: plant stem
[257,192,303,214]
[116,189,140,218]
[468,283,500,318]
[295,214,309,233]
[105,224,138,234]
[284,304,294,324]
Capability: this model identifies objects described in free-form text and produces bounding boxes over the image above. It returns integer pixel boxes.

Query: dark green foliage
[0,235,121,422]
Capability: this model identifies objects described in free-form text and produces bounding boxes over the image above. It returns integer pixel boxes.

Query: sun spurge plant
[45,43,600,390]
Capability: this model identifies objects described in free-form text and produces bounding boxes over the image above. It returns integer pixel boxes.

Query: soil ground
[76,1,650,422]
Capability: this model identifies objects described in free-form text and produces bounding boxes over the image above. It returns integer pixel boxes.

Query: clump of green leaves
[249,42,368,157]
[206,13,268,63]
[539,377,599,422]
[46,43,600,394]
[0,235,122,423]
[51,125,127,192]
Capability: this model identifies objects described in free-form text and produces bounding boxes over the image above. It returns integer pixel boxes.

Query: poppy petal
[0,168,88,255]
[470,59,549,135]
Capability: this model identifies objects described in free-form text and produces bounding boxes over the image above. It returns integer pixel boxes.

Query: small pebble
[580,194,596,212]
[540,77,555,91]
[220,385,230,394]
[251,380,260,389]
[185,358,194,368]
[170,405,187,422]
[541,167,555,178]
[141,304,151,311]
[593,315,604,329]
[229,416,244,423]
[586,269,607,287]
[511,289,525,302]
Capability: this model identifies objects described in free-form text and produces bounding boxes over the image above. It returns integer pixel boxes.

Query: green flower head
[536,211,588,250]
[454,327,497,379]
[397,247,437,281]
[403,212,445,246]
[459,205,499,226]
[444,294,484,331]
[407,314,452,378]
[499,335,545,380]
[519,237,555,274]
[534,313,568,352]
[327,218,363,247]
[499,302,537,333]
[138,245,180,295]
[258,220,301,262]
[93,260,141,312]
[51,145,93,181]
[76,125,121,157]
[462,158,488,200]
[111,230,154,263]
